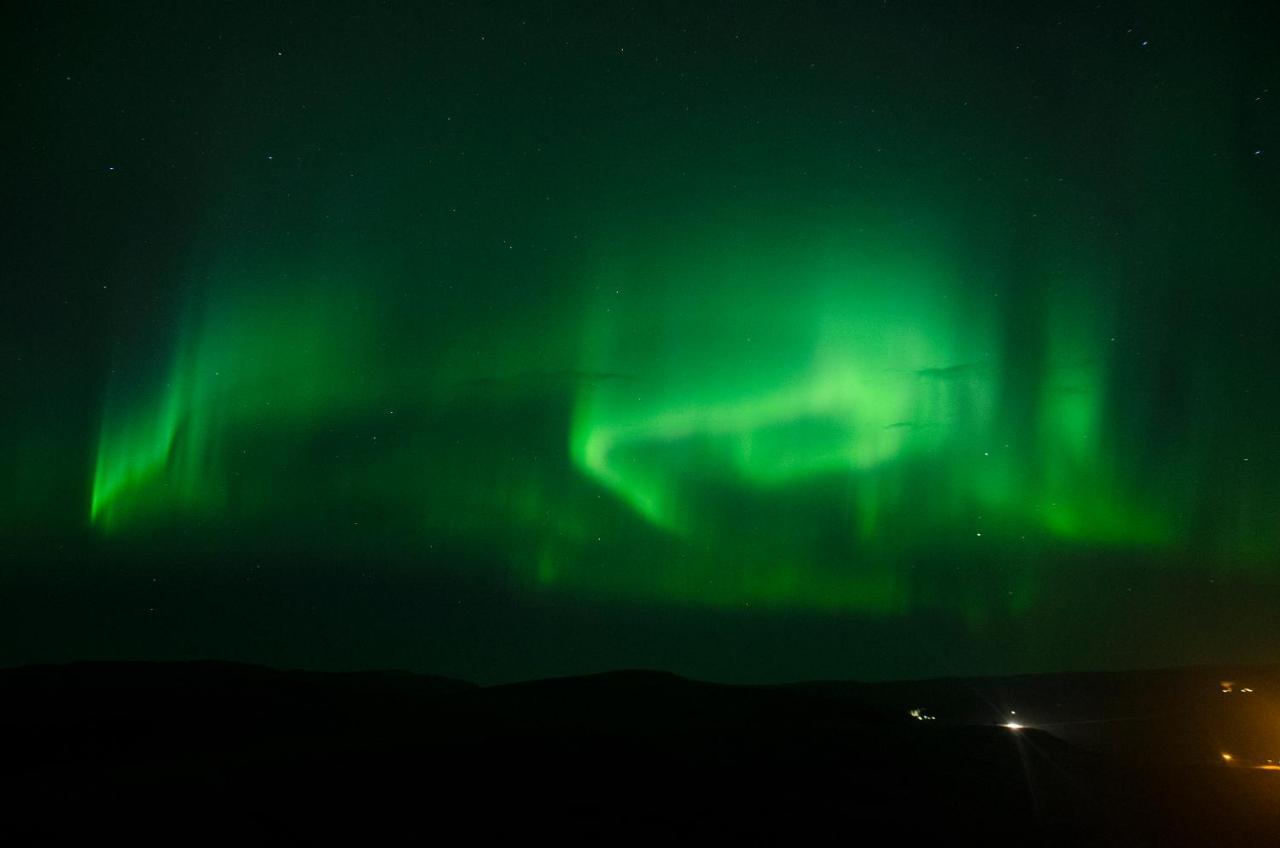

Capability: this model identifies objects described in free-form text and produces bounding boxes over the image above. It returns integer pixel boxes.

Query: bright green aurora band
[89,209,1262,622]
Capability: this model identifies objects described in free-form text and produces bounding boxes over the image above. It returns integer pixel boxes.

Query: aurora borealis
[4,1,1280,682]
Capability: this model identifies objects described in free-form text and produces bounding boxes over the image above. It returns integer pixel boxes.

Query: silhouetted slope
[4,662,1279,843]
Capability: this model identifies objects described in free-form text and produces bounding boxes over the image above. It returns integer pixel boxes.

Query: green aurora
[5,0,1280,680]
[87,207,1250,618]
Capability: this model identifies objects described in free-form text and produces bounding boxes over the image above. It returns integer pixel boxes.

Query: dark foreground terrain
[5,661,1280,843]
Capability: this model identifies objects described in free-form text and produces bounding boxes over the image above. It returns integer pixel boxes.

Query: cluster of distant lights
[1217,682,1275,770]
[1219,681,1254,694]
[912,682,1280,765]
[908,707,1027,731]
[1221,752,1280,771]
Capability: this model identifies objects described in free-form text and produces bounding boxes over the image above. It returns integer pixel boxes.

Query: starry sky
[3,0,1280,683]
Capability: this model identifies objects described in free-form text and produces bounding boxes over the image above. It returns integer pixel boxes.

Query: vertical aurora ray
[90,280,383,532]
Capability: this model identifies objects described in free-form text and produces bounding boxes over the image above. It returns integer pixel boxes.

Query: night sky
[4,1,1280,683]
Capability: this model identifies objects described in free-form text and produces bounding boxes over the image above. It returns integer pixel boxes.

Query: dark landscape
[7,660,1280,842]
